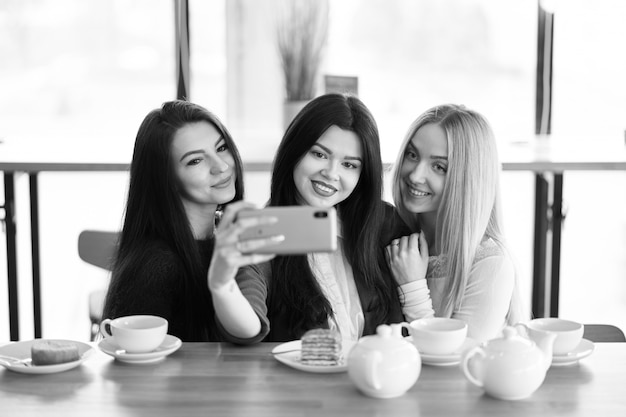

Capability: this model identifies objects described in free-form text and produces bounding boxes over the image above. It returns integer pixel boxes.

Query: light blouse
[308,231,364,342]
[399,239,516,342]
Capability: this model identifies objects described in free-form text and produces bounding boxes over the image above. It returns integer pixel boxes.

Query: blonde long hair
[391,104,524,324]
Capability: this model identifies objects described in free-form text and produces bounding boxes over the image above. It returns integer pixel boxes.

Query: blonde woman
[386,104,526,342]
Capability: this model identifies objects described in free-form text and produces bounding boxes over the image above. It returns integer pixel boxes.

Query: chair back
[583,324,626,342]
[78,230,119,271]
[78,229,119,341]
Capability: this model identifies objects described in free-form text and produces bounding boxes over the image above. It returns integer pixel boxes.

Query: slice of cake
[31,339,80,366]
[300,328,342,366]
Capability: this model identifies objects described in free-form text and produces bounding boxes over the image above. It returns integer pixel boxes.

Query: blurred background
[1,0,625,342]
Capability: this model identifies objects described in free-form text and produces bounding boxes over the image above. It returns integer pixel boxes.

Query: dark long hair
[103,100,243,340]
[268,93,395,338]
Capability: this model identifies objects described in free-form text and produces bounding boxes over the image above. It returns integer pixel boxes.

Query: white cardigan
[398,239,516,342]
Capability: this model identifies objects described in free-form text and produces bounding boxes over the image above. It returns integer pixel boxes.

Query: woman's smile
[311,180,338,196]
[405,182,432,198]
[212,175,233,189]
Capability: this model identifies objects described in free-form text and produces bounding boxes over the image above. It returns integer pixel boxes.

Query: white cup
[100,315,168,353]
[403,317,468,355]
[525,318,583,355]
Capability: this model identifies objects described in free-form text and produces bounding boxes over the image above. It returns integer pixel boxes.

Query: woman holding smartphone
[386,104,526,342]
[236,93,409,341]
[102,100,280,343]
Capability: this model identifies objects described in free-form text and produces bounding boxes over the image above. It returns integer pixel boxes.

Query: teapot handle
[461,346,485,388]
[363,350,383,391]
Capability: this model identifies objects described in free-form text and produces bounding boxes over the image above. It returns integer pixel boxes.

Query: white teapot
[347,324,421,399]
[461,326,556,400]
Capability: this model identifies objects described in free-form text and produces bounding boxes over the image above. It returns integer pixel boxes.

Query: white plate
[551,338,594,367]
[405,336,479,366]
[98,334,182,364]
[272,339,356,373]
[0,339,93,375]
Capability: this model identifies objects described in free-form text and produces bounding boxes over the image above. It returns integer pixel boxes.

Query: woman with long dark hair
[102,100,279,342]
[237,93,408,341]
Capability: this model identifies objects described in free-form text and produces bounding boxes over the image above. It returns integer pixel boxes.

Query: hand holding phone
[209,201,281,290]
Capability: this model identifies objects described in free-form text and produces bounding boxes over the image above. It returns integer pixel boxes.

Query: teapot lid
[377,325,393,338]
[485,327,535,353]
[356,324,413,351]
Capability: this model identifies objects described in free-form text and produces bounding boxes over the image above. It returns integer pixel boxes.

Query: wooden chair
[583,324,626,342]
[78,230,119,341]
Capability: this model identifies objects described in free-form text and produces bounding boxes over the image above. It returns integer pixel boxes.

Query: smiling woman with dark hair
[237,93,410,342]
[102,100,281,343]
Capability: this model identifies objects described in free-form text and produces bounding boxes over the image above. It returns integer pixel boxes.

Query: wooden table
[3,136,626,339]
[0,342,625,416]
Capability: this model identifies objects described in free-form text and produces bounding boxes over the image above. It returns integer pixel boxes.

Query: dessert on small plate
[551,338,595,367]
[405,336,479,366]
[98,334,182,364]
[0,339,93,375]
[272,329,355,374]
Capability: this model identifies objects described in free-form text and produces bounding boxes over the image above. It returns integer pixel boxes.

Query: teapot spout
[535,330,557,369]
[516,323,556,370]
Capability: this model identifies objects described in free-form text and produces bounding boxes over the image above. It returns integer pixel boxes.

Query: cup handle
[389,322,411,338]
[397,322,412,338]
[461,346,485,388]
[100,318,113,338]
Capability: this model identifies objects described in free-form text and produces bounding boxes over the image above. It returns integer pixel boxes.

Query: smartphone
[237,206,337,255]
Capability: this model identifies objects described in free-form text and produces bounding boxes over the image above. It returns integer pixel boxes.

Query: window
[0,0,175,148]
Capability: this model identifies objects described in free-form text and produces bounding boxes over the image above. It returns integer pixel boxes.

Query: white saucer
[551,338,594,367]
[0,339,93,375]
[405,336,479,366]
[98,334,182,364]
[271,339,356,374]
